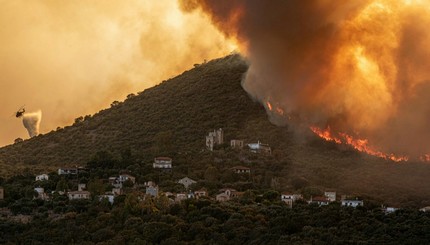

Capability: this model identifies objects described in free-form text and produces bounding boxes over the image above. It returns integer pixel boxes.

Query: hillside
[1,54,430,206]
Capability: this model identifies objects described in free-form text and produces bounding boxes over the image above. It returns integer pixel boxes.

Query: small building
[216,193,230,202]
[384,207,398,214]
[309,196,330,206]
[58,168,78,175]
[153,157,173,169]
[230,140,244,149]
[216,188,240,202]
[99,194,115,204]
[206,128,224,151]
[194,189,208,199]
[281,193,303,208]
[0,187,3,200]
[420,206,430,212]
[146,185,159,197]
[175,193,187,202]
[178,177,197,189]
[119,174,136,184]
[35,174,49,181]
[68,191,91,200]
[34,187,48,200]
[324,191,336,202]
[232,166,251,174]
[247,141,272,154]
[342,199,364,208]
[78,183,86,191]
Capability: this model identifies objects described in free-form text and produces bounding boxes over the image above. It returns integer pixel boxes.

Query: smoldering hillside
[1,55,430,207]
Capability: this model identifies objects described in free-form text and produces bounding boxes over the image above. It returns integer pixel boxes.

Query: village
[0,127,424,219]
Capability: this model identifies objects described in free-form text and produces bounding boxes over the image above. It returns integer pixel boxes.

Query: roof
[68,191,90,195]
[312,196,329,202]
[232,166,250,170]
[178,177,196,183]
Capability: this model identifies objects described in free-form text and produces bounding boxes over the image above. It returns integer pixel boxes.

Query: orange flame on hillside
[310,126,409,162]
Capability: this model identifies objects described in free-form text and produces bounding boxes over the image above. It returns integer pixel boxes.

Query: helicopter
[15,105,25,118]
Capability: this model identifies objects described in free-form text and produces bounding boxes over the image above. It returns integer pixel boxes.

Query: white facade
[248,141,272,154]
[230,140,244,149]
[153,157,172,169]
[324,192,336,202]
[342,200,364,208]
[35,174,49,181]
[99,194,115,204]
[58,168,78,175]
[206,128,224,151]
[68,191,90,200]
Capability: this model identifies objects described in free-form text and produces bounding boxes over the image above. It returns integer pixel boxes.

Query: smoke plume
[0,0,234,146]
[22,111,42,138]
[184,0,430,160]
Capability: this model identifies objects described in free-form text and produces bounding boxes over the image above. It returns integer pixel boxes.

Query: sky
[0,0,235,146]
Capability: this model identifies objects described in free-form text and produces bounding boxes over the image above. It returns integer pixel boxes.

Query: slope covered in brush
[1,54,430,207]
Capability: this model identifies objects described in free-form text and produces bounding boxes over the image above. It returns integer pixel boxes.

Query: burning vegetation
[184,0,430,162]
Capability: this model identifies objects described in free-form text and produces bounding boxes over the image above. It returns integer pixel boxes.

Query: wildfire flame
[189,1,430,162]
[310,126,409,162]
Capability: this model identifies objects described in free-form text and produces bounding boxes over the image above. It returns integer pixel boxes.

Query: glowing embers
[310,126,408,162]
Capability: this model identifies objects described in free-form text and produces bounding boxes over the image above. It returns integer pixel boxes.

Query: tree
[204,166,220,182]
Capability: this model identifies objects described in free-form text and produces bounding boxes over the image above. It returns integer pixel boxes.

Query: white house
[34,187,48,200]
[324,191,336,202]
[231,166,251,174]
[230,140,244,149]
[119,174,136,184]
[281,193,303,208]
[194,189,208,199]
[309,196,330,206]
[178,177,197,189]
[58,168,78,175]
[146,185,159,197]
[153,157,172,169]
[35,174,49,181]
[342,199,364,208]
[68,191,91,200]
[247,141,272,154]
[99,194,115,204]
[206,128,224,151]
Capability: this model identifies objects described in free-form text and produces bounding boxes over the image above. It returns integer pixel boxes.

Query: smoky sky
[185,0,430,159]
[0,0,234,146]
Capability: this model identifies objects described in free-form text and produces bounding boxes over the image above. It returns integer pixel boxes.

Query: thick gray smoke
[22,111,42,138]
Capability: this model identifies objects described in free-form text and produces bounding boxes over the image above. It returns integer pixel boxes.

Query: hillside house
[78,183,86,191]
[194,189,208,199]
[58,168,78,175]
[420,207,430,212]
[176,193,187,202]
[68,191,90,200]
[35,174,49,181]
[178,177,197,189]
[119,174,136,184]
[230,140,244,149]
[232,166,251,174]
[99,194,115,204]
[216,188,242,202]
[146,184,159,197]
[281,193,303,208]
[34,187,48,200]
[206,128,224,151]
[153,157,172,169]
[0,187,3,200]
[309,196,330,206]
[248,141,272,154]
[342,199,364,208]
[324,191,336,202]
